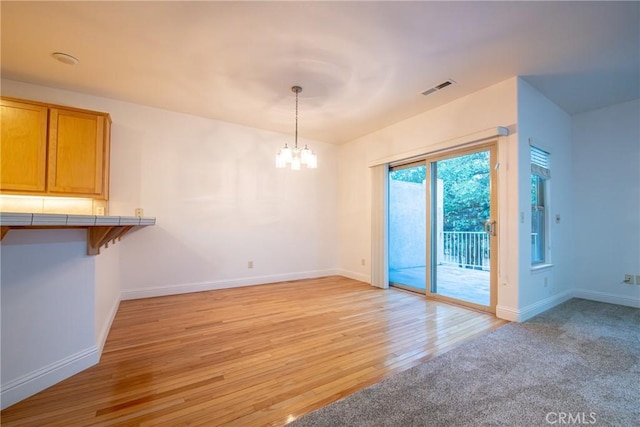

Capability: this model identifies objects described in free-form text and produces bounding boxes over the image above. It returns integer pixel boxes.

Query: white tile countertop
[0,212,156,255]
[0,212,156,226]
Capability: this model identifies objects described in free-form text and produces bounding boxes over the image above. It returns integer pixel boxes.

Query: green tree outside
[389,151,490,232]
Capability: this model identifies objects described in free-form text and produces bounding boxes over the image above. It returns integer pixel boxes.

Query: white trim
[518,290,573,322]
[496,289,573,322]
[337,269,371,284]
[120,269,339,300]
[495,305,520,322]
[1,346,99,410]
[530,263,553,272]
[573,289,640,308]
[368,126,509,168]
[97,298,120,354]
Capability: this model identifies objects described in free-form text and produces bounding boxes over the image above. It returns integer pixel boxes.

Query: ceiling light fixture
[276,86,317,170]
[52,52,79,65]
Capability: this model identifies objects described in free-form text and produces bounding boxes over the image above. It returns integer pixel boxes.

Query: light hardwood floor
[1,276,507,426]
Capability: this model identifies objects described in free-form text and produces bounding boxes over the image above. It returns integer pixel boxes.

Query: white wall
[94,243,121,351]
[572,99,640,307]
[110,103,338,298]
[2,79,339,299]
[516,79,574,318]
[0,229,99,409]
[337,78,521,318]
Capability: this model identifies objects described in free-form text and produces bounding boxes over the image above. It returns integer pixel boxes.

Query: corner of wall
[498,289,574,322]
[97,299,121,353]
[515,76,574,314]
[337,269,371,285]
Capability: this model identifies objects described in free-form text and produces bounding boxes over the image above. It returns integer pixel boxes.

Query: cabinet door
[48,108,106,197]
[0,99,48,192]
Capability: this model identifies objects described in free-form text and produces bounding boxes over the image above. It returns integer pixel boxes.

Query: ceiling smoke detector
[52,52,79,65]
[421,79,456,96]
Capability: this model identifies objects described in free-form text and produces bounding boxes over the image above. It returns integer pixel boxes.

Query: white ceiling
[2,1,638,144]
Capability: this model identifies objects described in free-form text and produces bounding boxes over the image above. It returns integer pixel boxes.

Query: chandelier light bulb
[281,144,293,163]
[308,152,318,169]
[300,145,311,165]
[291,156,301,171]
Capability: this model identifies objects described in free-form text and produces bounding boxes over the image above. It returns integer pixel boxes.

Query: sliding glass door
[388,162,427,292]
[388,144,497,312]
[427,147,496,310]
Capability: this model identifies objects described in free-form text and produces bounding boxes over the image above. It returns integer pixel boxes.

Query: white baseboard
[496,290,573,322]
[97,298,121,354]
[518,290,573,321]
[121,269,340,300]
[336,269,371,284]
[495,305,519,322]
[573,289,640,308]
[1,346,99,410]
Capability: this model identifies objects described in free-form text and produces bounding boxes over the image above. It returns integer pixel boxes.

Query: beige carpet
[290,299,639,426]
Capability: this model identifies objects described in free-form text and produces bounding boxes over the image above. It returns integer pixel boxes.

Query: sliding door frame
[425,141,498,313]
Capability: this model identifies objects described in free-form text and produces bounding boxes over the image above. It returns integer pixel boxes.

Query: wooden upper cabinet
[48,108,106,196]
[0,97,111,199]
[0,99,48,192]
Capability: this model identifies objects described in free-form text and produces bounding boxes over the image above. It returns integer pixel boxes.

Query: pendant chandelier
[276,86,317,170]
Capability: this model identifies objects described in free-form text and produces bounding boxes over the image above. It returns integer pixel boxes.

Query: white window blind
[531,146,550,179]
[370,164,389,289]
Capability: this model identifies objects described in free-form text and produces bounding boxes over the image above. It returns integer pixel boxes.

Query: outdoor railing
[441,231,489,270]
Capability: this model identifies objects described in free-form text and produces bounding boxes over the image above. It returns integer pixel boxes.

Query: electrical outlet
[135,208,143,217]
[96,206,105,216]
[623,274,633,284]
[636,275,640,285]
[248,261,253,269]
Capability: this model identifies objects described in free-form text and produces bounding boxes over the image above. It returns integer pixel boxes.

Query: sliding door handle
[484,220,496,236]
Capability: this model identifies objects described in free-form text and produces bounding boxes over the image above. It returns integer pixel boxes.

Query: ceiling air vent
[421,79,456,96]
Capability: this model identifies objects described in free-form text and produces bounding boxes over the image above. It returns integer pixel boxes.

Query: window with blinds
[531,146,549,265]
[531,146,551,179]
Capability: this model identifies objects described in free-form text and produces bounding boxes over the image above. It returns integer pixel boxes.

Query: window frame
[530,146,550,266]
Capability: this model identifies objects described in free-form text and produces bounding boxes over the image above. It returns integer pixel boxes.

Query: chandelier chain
[295,88,299,149]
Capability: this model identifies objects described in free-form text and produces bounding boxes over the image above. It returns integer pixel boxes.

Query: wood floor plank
[1,276,507,426]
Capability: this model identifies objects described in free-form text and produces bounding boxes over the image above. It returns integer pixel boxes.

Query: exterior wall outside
[389,179,426,269]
